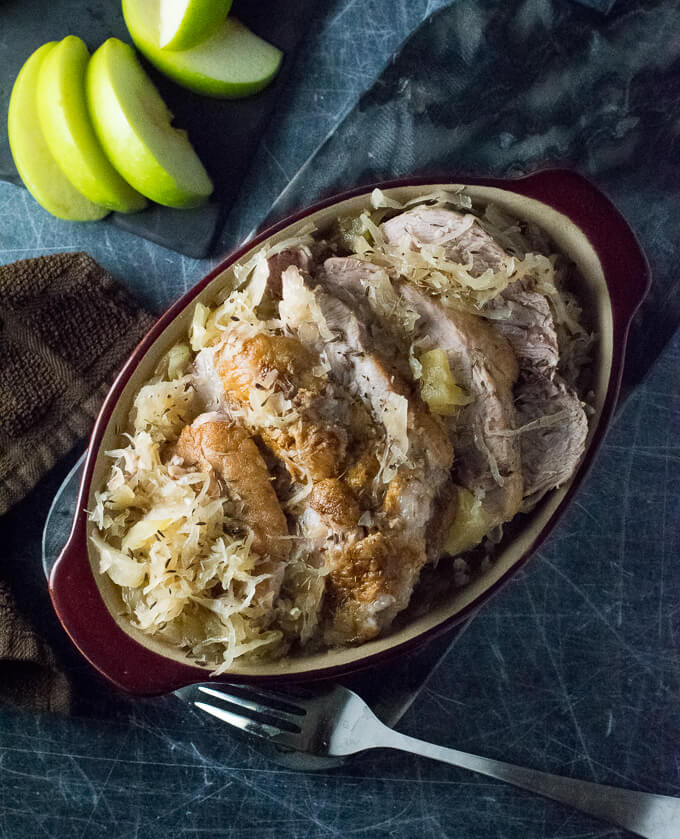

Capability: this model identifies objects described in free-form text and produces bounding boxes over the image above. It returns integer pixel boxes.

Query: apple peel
[8,42,109,221]
[159,0,232,51]
[123,0,282,99]
[37,36,147,214]
[86,38,213,209]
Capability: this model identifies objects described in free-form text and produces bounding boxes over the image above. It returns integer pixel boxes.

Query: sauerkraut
[90,189,593,672]
[91,365,283,673]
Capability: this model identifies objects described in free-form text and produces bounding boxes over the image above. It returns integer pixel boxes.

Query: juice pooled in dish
[90,188,594,672]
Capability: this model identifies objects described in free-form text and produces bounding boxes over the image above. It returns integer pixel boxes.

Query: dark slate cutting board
[0,0,316,257]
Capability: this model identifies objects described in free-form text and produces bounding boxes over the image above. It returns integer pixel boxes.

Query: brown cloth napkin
[0,252,156,712]
[0,580,72,713]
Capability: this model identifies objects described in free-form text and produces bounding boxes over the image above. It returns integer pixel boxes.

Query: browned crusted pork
[175,417,290,608]
[276,265,454,643]
[216,332,348,482]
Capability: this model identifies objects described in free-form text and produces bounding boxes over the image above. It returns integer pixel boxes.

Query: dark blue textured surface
[257,0,680,388]
[574,0,618,12]
[0,1,679,837]
[1,340,678,837]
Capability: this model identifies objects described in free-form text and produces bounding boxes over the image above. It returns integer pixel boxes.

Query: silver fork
[193,682,679,839]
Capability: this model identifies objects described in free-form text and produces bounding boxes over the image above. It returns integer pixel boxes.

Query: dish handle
[49,508,204,695]
[515,168,651,329]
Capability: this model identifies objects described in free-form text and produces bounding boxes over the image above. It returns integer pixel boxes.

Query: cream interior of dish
[89,187,601,674]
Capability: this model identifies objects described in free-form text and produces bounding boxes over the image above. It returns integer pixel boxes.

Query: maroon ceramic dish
[49,170,650,695]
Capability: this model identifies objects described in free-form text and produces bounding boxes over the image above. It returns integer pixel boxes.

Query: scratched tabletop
[1,1,679,838]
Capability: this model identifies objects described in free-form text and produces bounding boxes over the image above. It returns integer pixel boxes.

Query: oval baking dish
[49,170,650,694]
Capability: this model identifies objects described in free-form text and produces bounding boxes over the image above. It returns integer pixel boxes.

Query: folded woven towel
[0,252,155,712]
[0,580,71,713]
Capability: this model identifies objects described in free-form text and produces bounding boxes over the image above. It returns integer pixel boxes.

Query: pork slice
[279,267,454,643]
[322,255,389,301]
[381,206,512,277]
[484,279,559,377]
[262,247,314,299]
[189,331,352,630]
[514,375,588,500]
[320,255,414,377]
[399,284,523,524]
[318,295,452,643]
[174,417,290,609]
[483,278,586,501]
[212,331,348,483]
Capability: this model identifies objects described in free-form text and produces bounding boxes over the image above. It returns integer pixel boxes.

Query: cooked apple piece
[419,348,472,415]
[443,486,492,556]
[165,342,192,379]
[37,36,147,214]
[159,0,232,50]
[123,0,282,98]
[86,38,213,208]
[8,42,109,221]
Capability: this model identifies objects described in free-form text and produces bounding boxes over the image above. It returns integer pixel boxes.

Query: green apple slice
[86,38,213,208]
[8,43,109,221]
[37,36,147,214]
[159,0,232,51]
[123,0,282,99]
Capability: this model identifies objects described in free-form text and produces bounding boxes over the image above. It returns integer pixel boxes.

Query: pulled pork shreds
[90,191,592,672]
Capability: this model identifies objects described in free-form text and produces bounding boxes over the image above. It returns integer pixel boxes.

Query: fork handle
[372,727,679,839]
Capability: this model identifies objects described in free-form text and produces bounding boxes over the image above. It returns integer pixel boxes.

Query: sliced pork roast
[399,283,524,526]
[483,276,588,500]
[381,206,513,277]
[279,265,454,644]
[185,208,589,644]
[383,205,588,503]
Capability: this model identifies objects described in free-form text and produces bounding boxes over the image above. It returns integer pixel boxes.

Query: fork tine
[202,684,307,717]
[197,686,304,733]
[194,701,287,742]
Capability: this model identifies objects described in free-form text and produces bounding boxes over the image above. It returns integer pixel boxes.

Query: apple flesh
[123,0,282,99]
[37,36,147,214]
[159,0,232,51]
[8,43,109,221]
[86,38,213,208]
